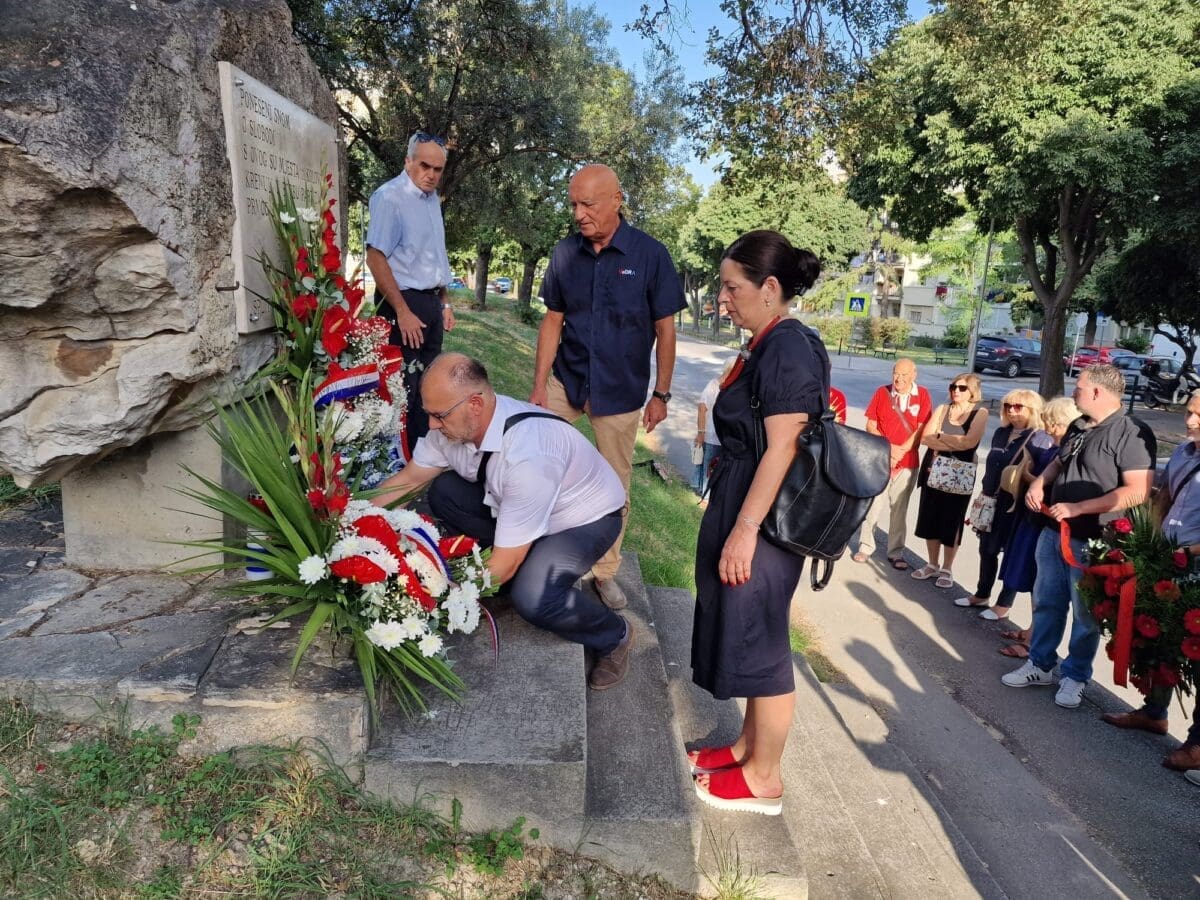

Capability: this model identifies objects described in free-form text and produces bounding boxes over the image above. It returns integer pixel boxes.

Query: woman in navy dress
[687,231,828,816]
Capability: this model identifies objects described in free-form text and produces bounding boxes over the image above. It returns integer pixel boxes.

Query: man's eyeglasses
[414,131,447,147]
[1003,403,1025,411]
[949,383,970,392]
[428,392,479,423]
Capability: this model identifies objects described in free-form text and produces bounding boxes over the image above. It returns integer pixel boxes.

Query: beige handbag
[998,430,1036,512]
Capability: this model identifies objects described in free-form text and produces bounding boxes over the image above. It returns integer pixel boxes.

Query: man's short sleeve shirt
[410,396,625,547]
[1163,440,1200,548]
[365,171,452,291]
[1049,411,1156,539]
[540,219,686,416]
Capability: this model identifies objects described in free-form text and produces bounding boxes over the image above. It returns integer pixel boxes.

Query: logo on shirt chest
[618,268,636,277]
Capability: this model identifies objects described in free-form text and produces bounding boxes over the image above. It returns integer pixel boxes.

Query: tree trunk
[1038,296,1069,398]
[472,243,492,311]
[518,255,538,305]
[1084,308,1098,345]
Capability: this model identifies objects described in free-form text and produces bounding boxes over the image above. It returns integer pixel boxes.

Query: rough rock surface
[0,0,341,486]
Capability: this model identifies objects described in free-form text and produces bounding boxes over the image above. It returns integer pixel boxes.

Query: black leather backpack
[751,396,890,590]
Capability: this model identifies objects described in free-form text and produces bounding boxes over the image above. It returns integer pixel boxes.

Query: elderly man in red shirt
[852,358,932,569]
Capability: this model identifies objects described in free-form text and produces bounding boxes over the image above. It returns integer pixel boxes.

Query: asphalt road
[645,329,1200,899]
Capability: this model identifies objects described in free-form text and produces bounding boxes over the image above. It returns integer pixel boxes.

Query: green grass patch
[0,475,59,511]
[0,700,689,898]
[790,620,841,683]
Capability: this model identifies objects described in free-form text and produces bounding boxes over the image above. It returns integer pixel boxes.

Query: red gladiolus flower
[325,172,333,186]
[291,293,318,321]
[439,535,478,559]
[1135,614,1161,639]
[1092,599,1116,622]
[1185,608,1200,635]
[330,555,388,585]
[1155,664,1181,687]
[323,208,336,227]
[354,515,402,559]
[1112,518,1133,534]
[327,479,350,516]
[1183,636,1200,661]
[321,247,341,274]
[1173,549,1189,569]
[307,488,327,515]
[1153,579,1182,602]
[295,246,311,277]
[248,493,270,515]
[321,304,350,356]
[1106,549,1125,562]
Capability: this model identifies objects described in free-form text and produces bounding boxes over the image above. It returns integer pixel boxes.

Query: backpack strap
[477,411,567,479]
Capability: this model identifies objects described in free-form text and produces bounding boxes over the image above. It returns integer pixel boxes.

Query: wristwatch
[652,390,672,403]
[441,303,452,310]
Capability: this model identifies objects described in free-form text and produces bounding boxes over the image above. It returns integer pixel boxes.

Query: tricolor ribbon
[1046,506,1137,687]
[314,363,381,408]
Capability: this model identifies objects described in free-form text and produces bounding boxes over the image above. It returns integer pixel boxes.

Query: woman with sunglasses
[953,389,1048,614]
[911,373,988,588]
[993,396,1081,654]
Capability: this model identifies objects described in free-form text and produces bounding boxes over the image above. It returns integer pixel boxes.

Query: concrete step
[581,554,697,890]
[364,605,588,836]
[648,586,809,899]
[785,653,994,898]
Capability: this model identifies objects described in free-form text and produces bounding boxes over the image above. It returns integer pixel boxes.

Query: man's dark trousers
[378,288,443,444]
[427,471,625,654]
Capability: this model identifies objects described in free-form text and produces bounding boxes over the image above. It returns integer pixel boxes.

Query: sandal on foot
[694,767,782,816]
[999,644,1029,659]
[687,745,739,776]
[852,552,869,563]
[910,564,939,580]
[935,570,954,589]
[1002,628,1032,645]
[979,607,1009,620]
[888,557,910,571]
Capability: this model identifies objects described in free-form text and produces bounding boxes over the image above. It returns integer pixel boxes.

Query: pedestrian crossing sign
[845,292,870,316]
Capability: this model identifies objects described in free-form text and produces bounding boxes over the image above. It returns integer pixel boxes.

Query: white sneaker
[1055,677,1086,709]
[1001,660,1058,688]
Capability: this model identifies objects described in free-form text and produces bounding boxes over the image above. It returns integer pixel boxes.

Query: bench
[849,341,871,355]
[934,346,968,365]
[872,344,898,359]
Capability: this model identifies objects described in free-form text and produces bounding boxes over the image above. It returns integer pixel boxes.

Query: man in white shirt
[366,132,457,447]
[374,353,635,690]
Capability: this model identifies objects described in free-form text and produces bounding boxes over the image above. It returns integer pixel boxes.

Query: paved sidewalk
[654,333,1199,898]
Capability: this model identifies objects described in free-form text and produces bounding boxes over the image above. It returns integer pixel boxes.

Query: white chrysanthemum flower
[297,555,327,585]
[329,406,364,443]
[331,535,387,561]
[418,632,443,657]
[342,500,377,523]
[399,614,426,641]
[279,211,296,224]
[364,547,400,576]
[385,508,428,534]
[482,570,493,590]
[298,206,320,223]
[365,620,406,651]
[471,545,483,567]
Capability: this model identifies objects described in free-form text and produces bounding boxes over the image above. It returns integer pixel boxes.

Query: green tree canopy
[840,0,1200,395]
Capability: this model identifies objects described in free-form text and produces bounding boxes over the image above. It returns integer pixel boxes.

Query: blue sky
[588,0,932,187]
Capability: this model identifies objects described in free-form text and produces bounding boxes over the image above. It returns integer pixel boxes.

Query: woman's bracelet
[737,515,761,531]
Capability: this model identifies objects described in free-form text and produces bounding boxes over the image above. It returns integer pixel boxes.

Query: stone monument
[0,0,343,568]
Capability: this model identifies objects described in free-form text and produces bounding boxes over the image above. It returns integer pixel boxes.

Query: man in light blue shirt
[366,132,456,447]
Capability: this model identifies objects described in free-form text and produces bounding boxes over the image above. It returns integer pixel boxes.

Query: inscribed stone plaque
[218,62,340,334]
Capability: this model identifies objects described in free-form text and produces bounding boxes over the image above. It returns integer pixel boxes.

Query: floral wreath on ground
[179,374,496,714]
[1077,504,1200,702]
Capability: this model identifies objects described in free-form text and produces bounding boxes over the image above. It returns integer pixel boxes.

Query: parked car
[973,335,1043,378]
[1113,354,1182,392]
[486,279,501,293]
[1062,345,1134,375]
[448,276,466,290]
[494,277,513,294]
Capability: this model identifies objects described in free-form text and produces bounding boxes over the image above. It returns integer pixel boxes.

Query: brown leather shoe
[1162,742,1200,771]
[593,578,628,610]
[588,619,634,691]
[1101,710,1169,735]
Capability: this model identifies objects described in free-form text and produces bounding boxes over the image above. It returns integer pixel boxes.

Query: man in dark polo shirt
[1003,364,1156,709]
[530,163,687,610]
